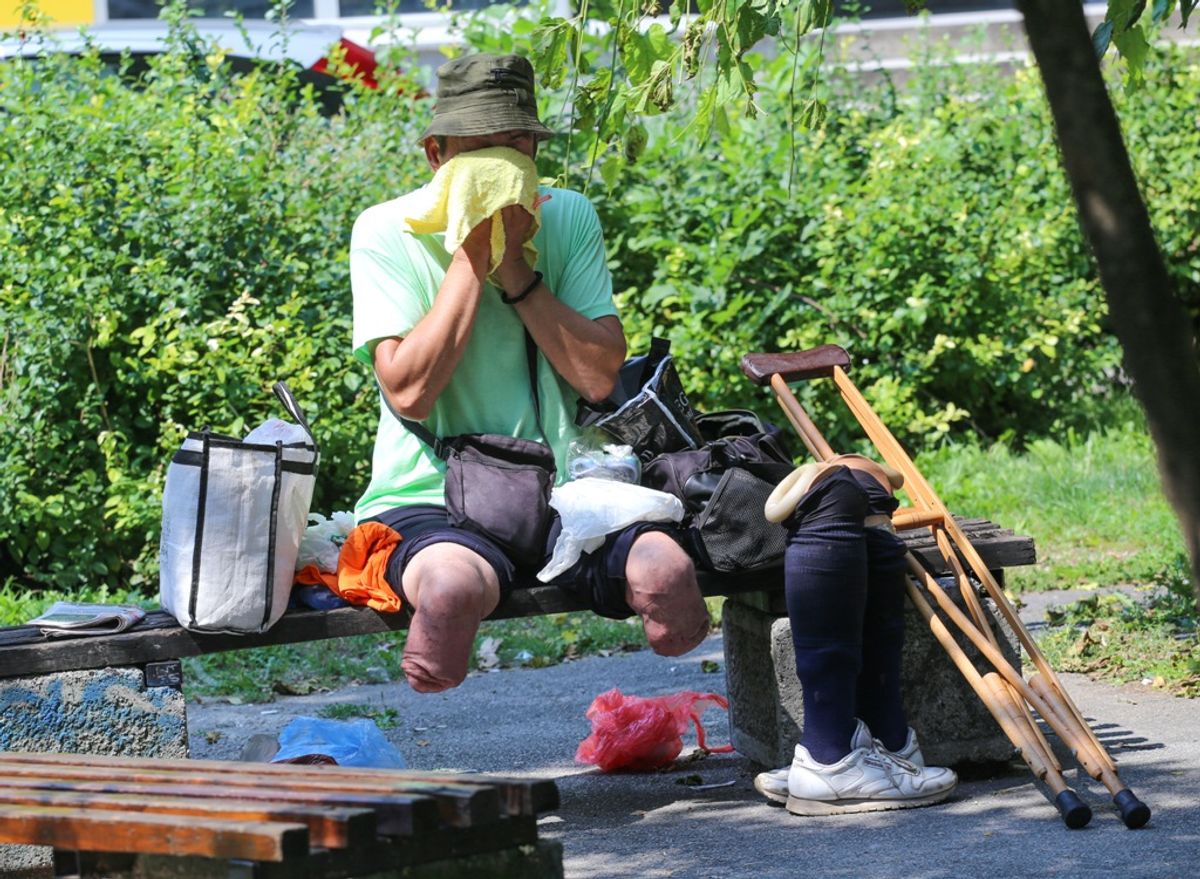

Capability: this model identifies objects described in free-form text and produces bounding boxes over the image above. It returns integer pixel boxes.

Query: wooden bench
[0,752,561,878]
[0,517,1033,680]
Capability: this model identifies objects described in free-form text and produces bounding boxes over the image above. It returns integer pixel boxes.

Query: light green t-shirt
[350,185,619,522]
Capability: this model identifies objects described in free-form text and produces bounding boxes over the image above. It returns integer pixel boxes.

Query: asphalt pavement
[188,592,1199,879]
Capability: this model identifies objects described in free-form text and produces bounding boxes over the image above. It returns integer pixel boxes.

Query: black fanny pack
[386,333,556,566]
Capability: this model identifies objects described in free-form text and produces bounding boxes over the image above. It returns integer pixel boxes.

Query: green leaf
[623,122,648,164]
[797,97,827,130]
[798,0,833,36]
[1106,0,1145,31]
[645,23,672,60]
[620,25,662,86]
[1183,0,1197,26]
[1093,20,1115,57]
[530,17,575,91]
[1113,24,1152,85]
[599,154,623,191]
[734,6,769,56]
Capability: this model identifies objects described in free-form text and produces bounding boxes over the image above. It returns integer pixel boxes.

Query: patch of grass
[318,703,401,729]
[917,423,1183,592]
[184,632,407,704]
[1036,557,1199,696]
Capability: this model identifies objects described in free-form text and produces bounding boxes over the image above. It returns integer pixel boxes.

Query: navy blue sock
[845,470,910,753]
[783,470,869,765]
[856,525,910,753]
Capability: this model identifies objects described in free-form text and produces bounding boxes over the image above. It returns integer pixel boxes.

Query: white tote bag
[159,383,319,633]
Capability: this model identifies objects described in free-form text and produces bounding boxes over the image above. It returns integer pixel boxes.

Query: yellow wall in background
[0,1,96,28]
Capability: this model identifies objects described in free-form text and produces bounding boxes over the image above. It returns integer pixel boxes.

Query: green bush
[2,10,1198,595]
[587,48,1200,452]
[0,14,430,591]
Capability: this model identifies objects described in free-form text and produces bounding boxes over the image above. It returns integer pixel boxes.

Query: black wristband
[499,271,543,305]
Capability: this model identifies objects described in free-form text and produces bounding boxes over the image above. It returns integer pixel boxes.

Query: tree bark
[1016,0,1200,608]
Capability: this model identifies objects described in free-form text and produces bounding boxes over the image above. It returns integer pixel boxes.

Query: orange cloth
[294,521,404,613]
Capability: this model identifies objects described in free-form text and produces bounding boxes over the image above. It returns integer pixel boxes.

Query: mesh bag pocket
[691,467,787,573]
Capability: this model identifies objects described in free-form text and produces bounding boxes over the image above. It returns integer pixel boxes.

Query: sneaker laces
[869,740,921,777]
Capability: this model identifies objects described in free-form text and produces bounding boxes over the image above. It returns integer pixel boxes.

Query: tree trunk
[1016,0,1200,608]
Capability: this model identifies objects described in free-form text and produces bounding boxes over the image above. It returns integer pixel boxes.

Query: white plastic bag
[159,383,318,633]
[537,478,683,582]
[295,511,356,574]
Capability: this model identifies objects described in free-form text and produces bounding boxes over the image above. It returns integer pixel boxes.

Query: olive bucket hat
[419,53,556,142]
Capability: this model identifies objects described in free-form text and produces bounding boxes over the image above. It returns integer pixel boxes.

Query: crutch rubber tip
[1054,789,1092,829]
[1113,789,1150,829]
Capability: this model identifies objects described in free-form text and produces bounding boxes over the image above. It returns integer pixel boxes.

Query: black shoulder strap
[396,411,449,460]
[640,337,671,387]
[386,331,546,460]
[526,330,547,443]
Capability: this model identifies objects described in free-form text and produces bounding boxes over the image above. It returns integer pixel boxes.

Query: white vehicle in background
[0,0,562,82]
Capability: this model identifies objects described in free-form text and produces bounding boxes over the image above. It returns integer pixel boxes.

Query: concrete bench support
[0,666,189,878]
[722,589,1020,768]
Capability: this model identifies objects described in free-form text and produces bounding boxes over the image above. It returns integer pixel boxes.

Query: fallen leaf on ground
[477,636,502,670]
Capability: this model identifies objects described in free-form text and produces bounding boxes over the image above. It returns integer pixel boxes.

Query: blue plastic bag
[271,716,406,768]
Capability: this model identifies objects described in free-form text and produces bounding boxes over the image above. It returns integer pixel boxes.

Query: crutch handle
[740,346,851,386]
[891,508,945,530]
[1113,788,1151,829]
[1054,789,1093,829]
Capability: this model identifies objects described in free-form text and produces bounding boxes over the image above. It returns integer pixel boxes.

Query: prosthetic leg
[742,345,1151,829]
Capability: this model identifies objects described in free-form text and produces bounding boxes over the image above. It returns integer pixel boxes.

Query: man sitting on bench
[348,53,709,694]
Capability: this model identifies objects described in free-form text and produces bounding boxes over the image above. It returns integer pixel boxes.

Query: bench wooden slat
[0,786,373,849]
[0,776,430,837]
[0,805,308,862]
[0,752,558,817]
[0,761,496,830]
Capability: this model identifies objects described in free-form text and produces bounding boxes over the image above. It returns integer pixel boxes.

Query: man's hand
[455,216,493,277]
[501,204,535,254]
[496,204,536,279]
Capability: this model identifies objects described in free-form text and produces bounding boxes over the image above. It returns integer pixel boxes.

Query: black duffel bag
[576,337,705,462]
[642,414,796,572]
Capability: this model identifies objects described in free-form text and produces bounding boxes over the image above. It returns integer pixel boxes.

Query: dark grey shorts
[368,504,682,620]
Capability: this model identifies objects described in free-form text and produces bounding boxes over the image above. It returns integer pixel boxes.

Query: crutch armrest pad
[740,346,852,386]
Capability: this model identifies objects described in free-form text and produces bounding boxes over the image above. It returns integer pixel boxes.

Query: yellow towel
[405,146,541,273]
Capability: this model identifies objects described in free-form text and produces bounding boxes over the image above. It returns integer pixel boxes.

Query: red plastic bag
[575,688,734,772]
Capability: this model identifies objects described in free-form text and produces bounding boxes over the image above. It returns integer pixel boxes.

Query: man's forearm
[374,252,488,420]
[509,285,626,403]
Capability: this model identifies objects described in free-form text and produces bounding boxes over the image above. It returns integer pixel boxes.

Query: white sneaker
[753,723,928,806]
[776,720,957,816]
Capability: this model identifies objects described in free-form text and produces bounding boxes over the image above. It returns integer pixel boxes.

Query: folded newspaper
[28,601,146,636]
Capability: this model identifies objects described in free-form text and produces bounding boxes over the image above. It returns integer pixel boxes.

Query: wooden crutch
[742,345,1150,829]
